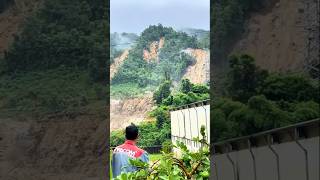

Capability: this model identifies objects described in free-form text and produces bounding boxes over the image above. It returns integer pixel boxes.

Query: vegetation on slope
[110,32,138,64]
[0,0,107,116]
[180,28,210,50]
[0,68,107,117]
[211,54,319,142]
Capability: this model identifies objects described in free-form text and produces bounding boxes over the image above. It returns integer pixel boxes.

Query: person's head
[125,123,139,141]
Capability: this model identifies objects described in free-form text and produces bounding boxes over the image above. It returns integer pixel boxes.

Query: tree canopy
[212,54,319,142]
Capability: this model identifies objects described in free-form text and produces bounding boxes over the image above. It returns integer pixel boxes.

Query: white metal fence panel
[170,103,210,152]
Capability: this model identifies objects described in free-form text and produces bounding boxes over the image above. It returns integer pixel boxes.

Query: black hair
[125,123,139,140]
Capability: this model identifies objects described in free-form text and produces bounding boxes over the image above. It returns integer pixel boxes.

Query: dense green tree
[150,105,170,128]
[197,32,210,49]
[212,55,319,142]
[226,54,268,102]
[153,80,172,104]
[180,79,192,93]
[191,84,210,94]
[247,95,293,129]
[259,73,319,102]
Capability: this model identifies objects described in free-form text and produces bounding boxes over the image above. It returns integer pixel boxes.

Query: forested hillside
[111,25,210,97]
[0,0,107,116]
[112,24,199,88]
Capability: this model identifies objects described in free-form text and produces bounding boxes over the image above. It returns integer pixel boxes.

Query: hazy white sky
[111,0,210,34]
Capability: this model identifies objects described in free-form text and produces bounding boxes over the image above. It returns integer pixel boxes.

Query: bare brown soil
[232,0,319,72]
[143,37,165,63]
[110,94,155,131]
[0,114,107,180]
[182,48,210,84]
[110,49,129,80]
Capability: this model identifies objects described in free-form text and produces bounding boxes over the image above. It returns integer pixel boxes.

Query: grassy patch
[110,83,156,99]
[149,153,162,163]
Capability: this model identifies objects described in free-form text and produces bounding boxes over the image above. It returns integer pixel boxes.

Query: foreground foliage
[113,126,210,180]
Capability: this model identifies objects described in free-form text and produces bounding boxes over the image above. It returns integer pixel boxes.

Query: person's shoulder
[113,144,125,152]
[137,146,149,155]
[136,146,145,152]
[139,149,149,162]
[117,143,125,148]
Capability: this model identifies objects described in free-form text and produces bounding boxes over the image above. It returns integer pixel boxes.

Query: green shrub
[161,140,173,153]
[110,130,125,147]
[294,108,319,122]
[260,74,319,102]
[153,80,171,105]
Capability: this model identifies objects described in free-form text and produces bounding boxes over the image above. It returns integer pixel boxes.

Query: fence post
[201,104,209,142]
[193,106,200,148]
[176,112,181,139]
[187,107,192,149]
[248,139,257,180]
[292,128,309,180]
[226,143,237,180]
[212,145,219,180]
[266,135,280,180]
[180,110,187,145]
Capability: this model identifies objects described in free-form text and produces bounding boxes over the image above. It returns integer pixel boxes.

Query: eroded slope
[182,48,210,84]
[232,0,319,72]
